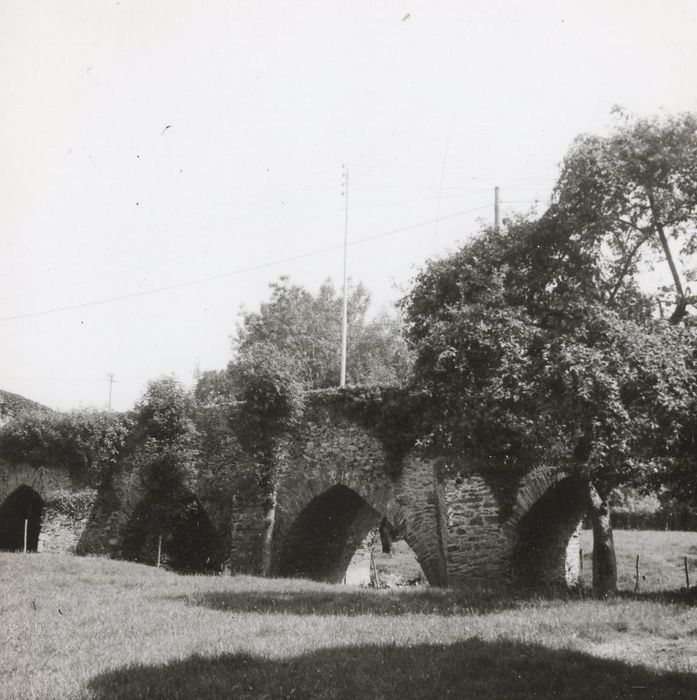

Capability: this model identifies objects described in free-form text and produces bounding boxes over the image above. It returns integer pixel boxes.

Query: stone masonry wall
[440,469,509,589]
[0,461,97,554]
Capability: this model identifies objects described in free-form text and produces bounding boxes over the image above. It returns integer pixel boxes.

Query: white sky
[1,0,696,411]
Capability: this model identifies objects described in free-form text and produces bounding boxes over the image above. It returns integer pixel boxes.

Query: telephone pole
[494,186,501,231]
[340,165,349,388]
[105,373,117,411]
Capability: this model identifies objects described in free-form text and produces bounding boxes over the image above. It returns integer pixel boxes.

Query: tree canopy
[235,276,413,389]
[401,217,696,495]
[552,110,697,322]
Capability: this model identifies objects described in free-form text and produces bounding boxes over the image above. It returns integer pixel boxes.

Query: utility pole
[494,186,501,232]
[105,373,117,411]
[340,165,349,388]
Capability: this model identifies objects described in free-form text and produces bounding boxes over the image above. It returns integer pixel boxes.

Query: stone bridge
[0,390,598,591]
[231,393,592,590]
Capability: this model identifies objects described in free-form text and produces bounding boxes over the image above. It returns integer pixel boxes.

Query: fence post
[634,554,640,593]
[685,557,690,589]
[23,519,28,554]
[157,535,162,568]
[579,548,583,574]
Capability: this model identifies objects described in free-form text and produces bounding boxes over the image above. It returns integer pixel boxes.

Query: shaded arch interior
[121,486,222,573]
[0,486,44,552]
[277,485,383,583]
[511,476,587,589]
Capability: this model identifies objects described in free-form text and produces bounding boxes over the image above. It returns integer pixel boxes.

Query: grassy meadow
[1,531,696,699]
[578,529,697,592]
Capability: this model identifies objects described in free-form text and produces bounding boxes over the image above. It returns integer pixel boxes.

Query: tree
[120,377,227,572]
[552,110,697,323]
[235,276,413,389]
[401,218,697,593]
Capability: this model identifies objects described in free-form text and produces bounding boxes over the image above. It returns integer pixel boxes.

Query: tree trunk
[586,482,617,595]
[379,517,393,554]
[260,489,277,577]
[647,191,687,323]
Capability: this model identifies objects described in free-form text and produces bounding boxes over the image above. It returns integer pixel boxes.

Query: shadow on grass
[176,584,645,617]
[176,586,538,616]
[87,638,695,700]
[617,588,697,606]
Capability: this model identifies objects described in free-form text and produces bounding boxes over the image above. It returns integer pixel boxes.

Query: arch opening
[277,485,383,583]
[0,486,44,552]
[511,476,587,590]
[121,487,222,573]
[346,523,428,587]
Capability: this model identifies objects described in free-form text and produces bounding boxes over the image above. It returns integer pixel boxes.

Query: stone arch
[120,485,222,573]
[276,483,384,582]
[0,462,92,554]
[505,466,587,589]
[0,485,44,551]
[271,419,446,585]
[0,462,72,505]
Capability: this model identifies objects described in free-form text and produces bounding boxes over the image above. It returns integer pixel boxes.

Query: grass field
[358,529,697,592]
[1,533,696,699]
[579,530,697,592]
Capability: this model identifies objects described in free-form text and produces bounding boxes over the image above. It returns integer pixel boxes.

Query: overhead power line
[0,203,491,323]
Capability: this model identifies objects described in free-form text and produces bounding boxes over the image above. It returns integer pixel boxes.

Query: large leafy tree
[235,276,413,389]
[551,110,697,515]
[401,217,697,593]
[552,110,697,322]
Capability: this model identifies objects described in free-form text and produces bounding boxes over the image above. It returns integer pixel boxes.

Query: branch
[607,228,653,306]
[616,217,647,235]
[646,191,686,323]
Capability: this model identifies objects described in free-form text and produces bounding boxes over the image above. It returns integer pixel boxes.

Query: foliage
[119,377,229,571]
[552,110,697,322]
[0,388,50,419]
[227,342,304,489]
[235,276,413,389]
[193,368,234,409]
[0,408,131,486]
[400,219,697,492]
[192,389,258,531]
[133,376,196,444]
[43,490,98,519]
[307,386,429,474]
[125,376,203,494]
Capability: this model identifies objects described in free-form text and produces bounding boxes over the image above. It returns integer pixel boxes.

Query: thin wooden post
[579,548,583,574]
[157,535,162,568]
[634,554,640,593]
[369,549,380,588]
[23,519,28,554]
[685,557,690,589]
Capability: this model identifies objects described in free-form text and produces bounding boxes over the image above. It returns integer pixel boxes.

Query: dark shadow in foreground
[87,638,695,700]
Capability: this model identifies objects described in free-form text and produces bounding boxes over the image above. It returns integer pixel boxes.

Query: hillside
[0,388,52,425]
